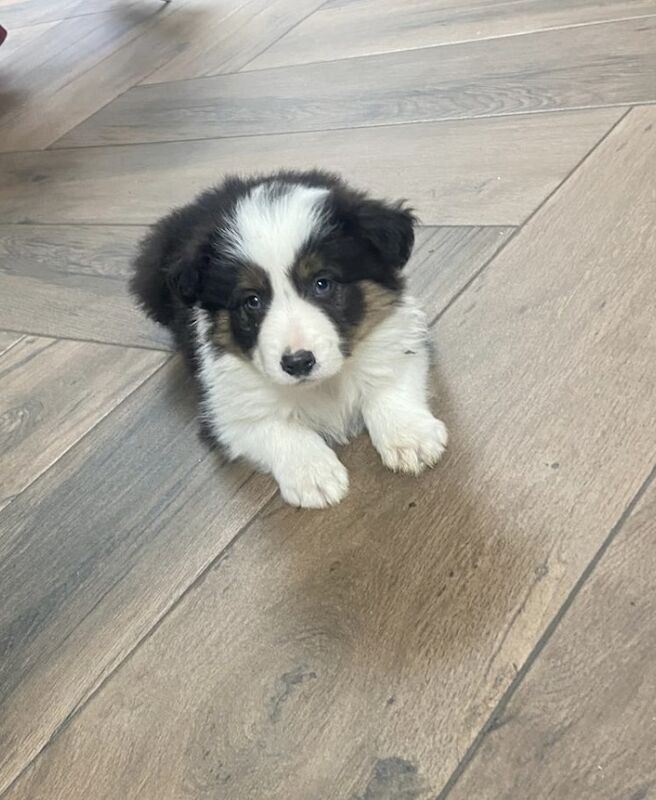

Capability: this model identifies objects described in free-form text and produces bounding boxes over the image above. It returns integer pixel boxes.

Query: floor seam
[428,106,633,327]
[0,355,172,522]
[0,327,171,352]
[204,0,333,77]
[435,459,656,800]
[132,12,656,84]
[36,102,643,154]
[0,487,278,799]
[433,105,643,799]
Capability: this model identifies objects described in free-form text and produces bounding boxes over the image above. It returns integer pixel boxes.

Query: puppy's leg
[222,419,349,508]
[363,346,447,475]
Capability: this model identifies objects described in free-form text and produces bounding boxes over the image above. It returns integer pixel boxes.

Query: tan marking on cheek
[211,312,247,359]
[354,281,399,342]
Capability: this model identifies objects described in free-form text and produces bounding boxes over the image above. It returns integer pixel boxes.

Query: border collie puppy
[131,170,447,508]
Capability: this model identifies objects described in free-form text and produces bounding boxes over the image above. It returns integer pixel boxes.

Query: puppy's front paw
[376,415,448,475]
[276,449,349,509]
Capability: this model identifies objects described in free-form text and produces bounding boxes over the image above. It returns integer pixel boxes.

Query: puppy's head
[166,172,416,385]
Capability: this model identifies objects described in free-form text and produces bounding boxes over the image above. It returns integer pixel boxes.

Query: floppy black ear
[131,205,218,325]
[165,235,212,306]
[348,197,417,269]
[331,192,417,288]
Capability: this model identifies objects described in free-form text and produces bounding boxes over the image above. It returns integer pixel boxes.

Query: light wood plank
[0,0,327,152]
[0,336,166,510]
[0,225,170,349]
[140,0,326,85]
[449,475,656,800]
[408,226,511,320]
[0,225,507,794]
[5,106,655,800]
[0,1,132,29]
[252,0,656,70]
[63,18,656,148]
[0,21,58,67]
[0,5,171,152]
[0,108,623,226]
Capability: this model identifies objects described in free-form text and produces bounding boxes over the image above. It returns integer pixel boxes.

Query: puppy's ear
[337,194,417,272]
[166,236,212,306]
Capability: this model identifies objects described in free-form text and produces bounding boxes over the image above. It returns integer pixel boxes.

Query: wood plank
[448,475,656,800]
[0,108,623,226]
[252,0,656,70]
[0,225,170,349]
[0,336,166,511]
[0,223,498,794]
[0,21,58,67]
[139,0,327,85]
[0,5,171,152]
[0,1,133,29]
[5,106,655,800]
[63,18,656,148]
[0,0,326,152]
[408,226,511,321]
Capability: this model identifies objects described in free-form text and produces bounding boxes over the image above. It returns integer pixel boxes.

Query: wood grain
[0,21,58,66]
[0,335,166,510]
[0,108,623,226]
[139,0,327,85]
[0,224,500,794]
[407,226,512,321]
[0,5,169,152]
[0,225,170,349]
[0,361,274,796]
[0,0,328,152]
[62,17,656,148]
[5,106,655,800]
[252,0,656,69]
[449,475,656,800]
[0,1,132,29]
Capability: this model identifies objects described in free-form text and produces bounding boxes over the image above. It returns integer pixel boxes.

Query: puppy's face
[176,176,415,385]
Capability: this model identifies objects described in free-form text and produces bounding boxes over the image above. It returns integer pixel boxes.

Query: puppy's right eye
[244,294,261,310]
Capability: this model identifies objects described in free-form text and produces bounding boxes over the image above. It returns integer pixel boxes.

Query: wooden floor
[0,1,655,798]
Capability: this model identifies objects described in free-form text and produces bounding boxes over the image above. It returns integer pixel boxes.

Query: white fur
[222,183,344,386]
[193,297,447,508]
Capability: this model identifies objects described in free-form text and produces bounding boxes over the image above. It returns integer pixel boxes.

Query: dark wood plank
[5,106,655,800]
[139,0,327,85]
[0,225,170,349]
[0,361,274,796]
[61,18,656,148]
[0,224,500,794]
[253,0,656,69]
[0,335,167,511]
[449,475,656,800]
[0,108,623,226]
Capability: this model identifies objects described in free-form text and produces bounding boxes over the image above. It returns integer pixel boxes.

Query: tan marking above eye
[295,254,325,280]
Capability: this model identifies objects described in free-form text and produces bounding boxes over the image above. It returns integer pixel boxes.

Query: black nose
[281,350,316,377]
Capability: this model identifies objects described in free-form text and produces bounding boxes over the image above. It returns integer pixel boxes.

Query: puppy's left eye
[313,277,333,296]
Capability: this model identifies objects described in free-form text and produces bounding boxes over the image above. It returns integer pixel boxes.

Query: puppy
[131,170,447,508]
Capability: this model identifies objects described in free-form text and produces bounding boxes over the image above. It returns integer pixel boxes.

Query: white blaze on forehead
[223,182,329,281]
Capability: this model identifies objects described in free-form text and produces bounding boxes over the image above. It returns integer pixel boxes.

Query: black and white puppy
[131,170,447,508]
